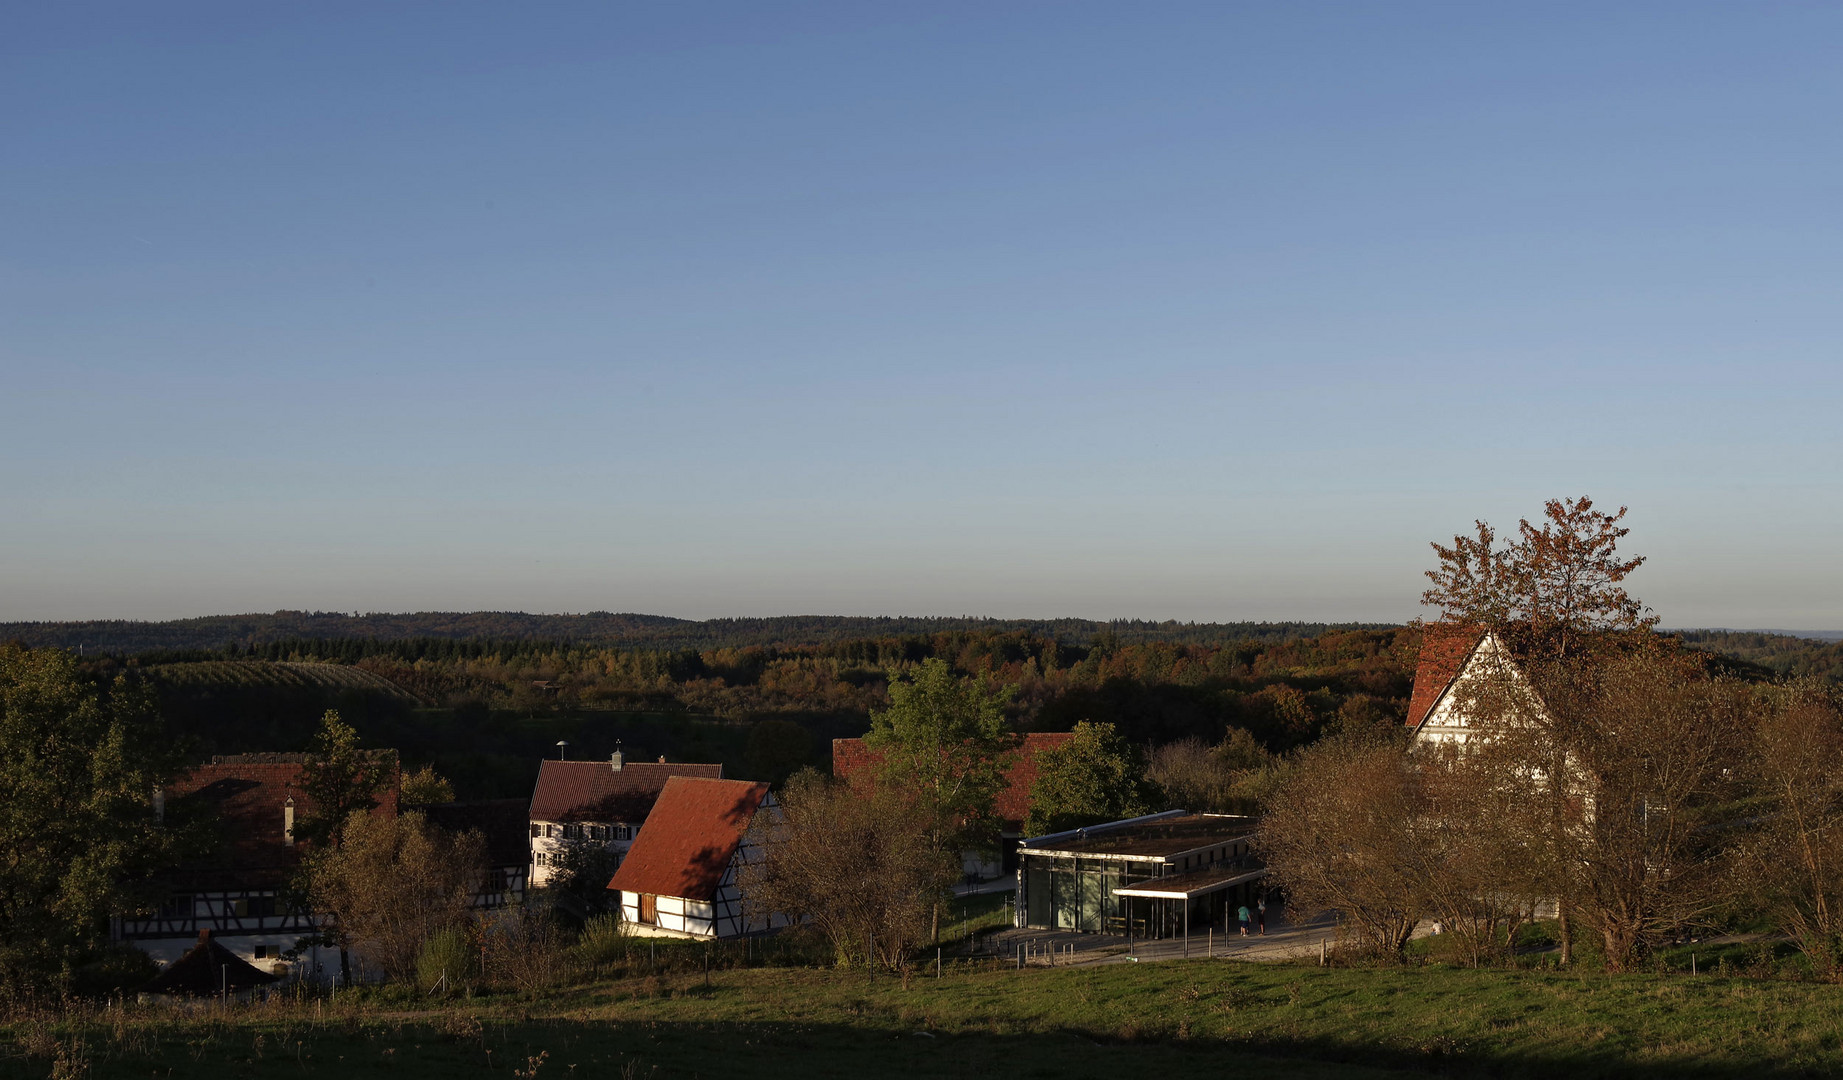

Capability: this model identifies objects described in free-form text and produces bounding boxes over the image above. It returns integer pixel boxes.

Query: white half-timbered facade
[607,776,785,939]
[113,752,398,974]
[526,752,723,887]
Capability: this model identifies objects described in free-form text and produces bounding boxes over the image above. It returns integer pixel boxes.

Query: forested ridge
[1,610,1385,654]
[61,626,1414,801]
[21,616,1839,804]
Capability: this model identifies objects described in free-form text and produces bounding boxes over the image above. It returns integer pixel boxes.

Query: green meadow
[8,957,1843,1079]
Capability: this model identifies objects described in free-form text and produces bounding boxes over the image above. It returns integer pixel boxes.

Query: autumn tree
[1256,736,1432,957]
[1024,721,1156,835]
[399,765,455,805]
[0,645,187,997]
[1743,685,1843,979]
[544,838,622,923]
[299,810,486,983]
[740,769,955,969]
[1147,729,1289,816]
[1423,496,1658,657]
[1454,644,1748,971]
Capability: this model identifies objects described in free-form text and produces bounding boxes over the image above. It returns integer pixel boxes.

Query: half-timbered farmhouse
[1403,622,1516,749]
[113,752,400,973]
[606,776,781,938]
[527,751,723,887]
[832,731,1075,880]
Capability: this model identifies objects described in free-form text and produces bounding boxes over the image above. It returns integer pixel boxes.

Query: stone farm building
[832,731,1074,879]
[526,751,724,887]
[606,776,781,939]
[1016,811,1262,940]
[112,752,400,974]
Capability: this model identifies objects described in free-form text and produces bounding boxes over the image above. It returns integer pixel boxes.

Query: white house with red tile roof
[526,751,722,887]
[1405,623,1561,752]
[605,776,782,939]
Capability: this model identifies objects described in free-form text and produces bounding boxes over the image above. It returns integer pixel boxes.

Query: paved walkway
[982,909,1345,968]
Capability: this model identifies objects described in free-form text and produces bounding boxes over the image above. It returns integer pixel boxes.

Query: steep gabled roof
[605,777,770,902]
[830,731,1074,831]
[1405,623,1486,730]
[143,931,279,995]
[414,798,530,868]
[164,753,400,890]
[528,759,723,823]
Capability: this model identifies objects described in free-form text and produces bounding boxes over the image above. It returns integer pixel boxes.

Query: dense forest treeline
[31,621,1841,803]
[2,610,1389,654]
[1677,629,1843,683]
[67,627,1418,800]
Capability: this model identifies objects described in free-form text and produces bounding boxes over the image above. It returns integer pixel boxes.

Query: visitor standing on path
[1238,904,1251,936]
[1257,897,1266,935]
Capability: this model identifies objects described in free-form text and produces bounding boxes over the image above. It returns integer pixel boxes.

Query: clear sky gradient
[4,3,1840,628]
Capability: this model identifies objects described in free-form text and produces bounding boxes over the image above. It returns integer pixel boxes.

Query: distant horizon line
[1,609,1839,640]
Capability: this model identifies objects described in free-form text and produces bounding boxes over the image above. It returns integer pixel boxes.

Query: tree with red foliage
[1423,496,1657,656]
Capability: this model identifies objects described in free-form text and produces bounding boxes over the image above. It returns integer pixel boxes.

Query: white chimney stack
[611,743,624,771]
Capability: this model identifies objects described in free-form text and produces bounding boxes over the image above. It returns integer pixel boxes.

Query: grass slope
[9,960,1843,1079]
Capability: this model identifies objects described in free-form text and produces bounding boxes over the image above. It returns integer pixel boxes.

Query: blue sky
[4,2,1840,627]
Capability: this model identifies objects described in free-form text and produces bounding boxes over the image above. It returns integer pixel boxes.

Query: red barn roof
[830,731,1075,831]
[605,777,770,902]
[528,759,723,823]
[165,752,400,890]
[1405,623,1485,729]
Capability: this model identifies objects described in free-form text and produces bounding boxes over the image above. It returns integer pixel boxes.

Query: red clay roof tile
[528,759,722,823]
[1405,623,1485,729]
[605,776,769,902]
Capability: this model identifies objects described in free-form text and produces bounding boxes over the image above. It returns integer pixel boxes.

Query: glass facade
[1022,856,1153,933]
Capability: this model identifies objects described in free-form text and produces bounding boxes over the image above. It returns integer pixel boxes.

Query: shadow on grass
[13,1014,1836,1080]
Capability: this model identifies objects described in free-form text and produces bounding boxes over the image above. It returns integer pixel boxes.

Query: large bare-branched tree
[1257,737,1433,957]
[1455,645,1747,971]
[299,810,486,982]
[1744,686,1843,979]
[1147,729,1285,816]
[740,769,955,970]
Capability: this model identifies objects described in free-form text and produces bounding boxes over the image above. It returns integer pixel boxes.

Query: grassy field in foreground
[8,959,1843,1079]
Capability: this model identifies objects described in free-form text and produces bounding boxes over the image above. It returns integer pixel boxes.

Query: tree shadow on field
[37,1017,1839,1080]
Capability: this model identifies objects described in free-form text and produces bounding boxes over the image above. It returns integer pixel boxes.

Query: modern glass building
[1015,811,1263,938]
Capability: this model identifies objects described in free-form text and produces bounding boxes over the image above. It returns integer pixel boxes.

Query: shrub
[575,915,627,969]
[416,928,474,994]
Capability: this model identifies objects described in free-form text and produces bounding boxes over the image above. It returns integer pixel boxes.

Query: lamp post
[556,741,568,761]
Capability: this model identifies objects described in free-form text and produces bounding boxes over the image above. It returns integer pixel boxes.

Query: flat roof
[1021,813,1255,859]
[1114,867,1266,899]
